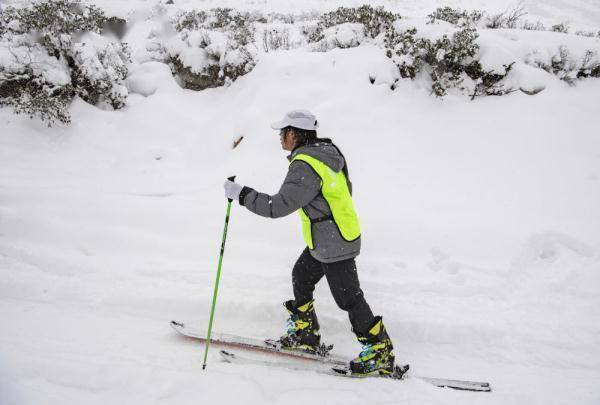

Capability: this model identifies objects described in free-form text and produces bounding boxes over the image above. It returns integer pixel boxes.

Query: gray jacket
[239,140,361,263]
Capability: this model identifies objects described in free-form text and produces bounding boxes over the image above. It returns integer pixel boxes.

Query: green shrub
[385,28,424,79]
[0,64,72,126]
[174,8,254,45]
[528,46,600,84]
[0,0,107,37]
[428,5,527,30]
[427,7,484,28]
[308,5,399,43]
[261,27,291,52]
[385,26,514,97]
[578,50,600,78]
[425,28,481,96]
[521,20,546,31]
[551,23,569,33]
[485,5,527,29]
[169,8,257,90]
[0,0,130,125]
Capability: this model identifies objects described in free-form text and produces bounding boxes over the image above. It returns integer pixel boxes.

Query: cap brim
[270,121,286,130]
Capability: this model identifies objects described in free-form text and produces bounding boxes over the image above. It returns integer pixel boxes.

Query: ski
[331,362,491,391]
[220,350,491,392]
[170,320,345,365]
[171,321,491,392]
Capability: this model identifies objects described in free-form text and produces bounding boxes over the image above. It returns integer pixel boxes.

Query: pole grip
[226,175,236,202]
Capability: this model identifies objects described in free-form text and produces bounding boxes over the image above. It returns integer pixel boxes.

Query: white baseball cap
[270,109,319,131]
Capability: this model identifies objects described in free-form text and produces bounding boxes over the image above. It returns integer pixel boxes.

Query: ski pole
[202,175,236,370]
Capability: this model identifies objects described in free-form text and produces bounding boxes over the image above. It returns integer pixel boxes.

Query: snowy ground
[2,1,600,404]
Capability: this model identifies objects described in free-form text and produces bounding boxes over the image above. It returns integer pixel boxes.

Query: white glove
[224,180,243,201]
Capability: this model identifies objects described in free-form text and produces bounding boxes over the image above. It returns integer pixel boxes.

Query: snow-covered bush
[575,30,596,38]
[310,23,366,52]
[521,20,547,31]
[262,13,293,25]
[165,8,257,90]
[0,0,130,125]
[173,8,254,44]
[427,7,484,28]
[424,28,482,96]
[527,47,600,84]
[427,5,527,30]
[68,33,130,108]
[0,0,107,38]
[267,10,322,25]
[485,5,527,29]
[551,24,569,34]
[465,62,515,99]
[0,38,72,125]
[385,26,514,97]
[307,5,399,44]
[384,28,424,79]
[579,50,600,78]
[258,21,309,52]
[261,27,291,52]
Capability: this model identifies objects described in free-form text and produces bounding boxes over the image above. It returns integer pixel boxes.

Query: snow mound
[126,61,178,96]
[313,23,366,51]
[510,232,599,294]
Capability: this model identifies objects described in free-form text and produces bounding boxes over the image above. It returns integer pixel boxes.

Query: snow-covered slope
[1,1,600,405]
[83,0,600,32]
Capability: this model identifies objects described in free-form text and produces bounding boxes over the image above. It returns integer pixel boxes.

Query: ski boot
[279,299,321,354]
[349,316,395,376]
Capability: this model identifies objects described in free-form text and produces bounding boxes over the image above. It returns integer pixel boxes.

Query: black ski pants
[292,247,375,335]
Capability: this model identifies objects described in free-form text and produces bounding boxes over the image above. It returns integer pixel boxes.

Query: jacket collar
[287,138,332,161]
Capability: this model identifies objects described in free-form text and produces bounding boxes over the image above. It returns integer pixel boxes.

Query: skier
[223,109,395,376]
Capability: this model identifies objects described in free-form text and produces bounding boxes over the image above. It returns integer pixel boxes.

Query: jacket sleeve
[239,161,321,218]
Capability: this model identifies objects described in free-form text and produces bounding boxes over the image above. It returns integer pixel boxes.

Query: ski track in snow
[2,0,600,404]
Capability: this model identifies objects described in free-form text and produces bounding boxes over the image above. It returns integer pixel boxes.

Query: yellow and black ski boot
[349,316,395,376]
[279,299,321,354]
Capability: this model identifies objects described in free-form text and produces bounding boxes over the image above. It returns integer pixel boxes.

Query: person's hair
[287,126,317,145]
[285,126,351,181]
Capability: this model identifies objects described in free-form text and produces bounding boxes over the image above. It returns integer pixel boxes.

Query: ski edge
[415,376,491,392]
[219,349,492,392]
[170,320,346,365]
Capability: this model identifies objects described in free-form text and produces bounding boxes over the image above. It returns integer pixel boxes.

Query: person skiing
[223,109,395,376]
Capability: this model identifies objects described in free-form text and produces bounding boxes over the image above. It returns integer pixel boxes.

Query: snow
[256,22,308,52]
[177,45,210,73]
[316,23,366,51]
[72,32,127,84]
[391,17,600,91]
[0,36,71,86]
[126,61,178,97]
[1,1,600,404]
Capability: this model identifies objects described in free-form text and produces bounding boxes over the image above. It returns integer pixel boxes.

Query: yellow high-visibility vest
[291,153,361,249]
